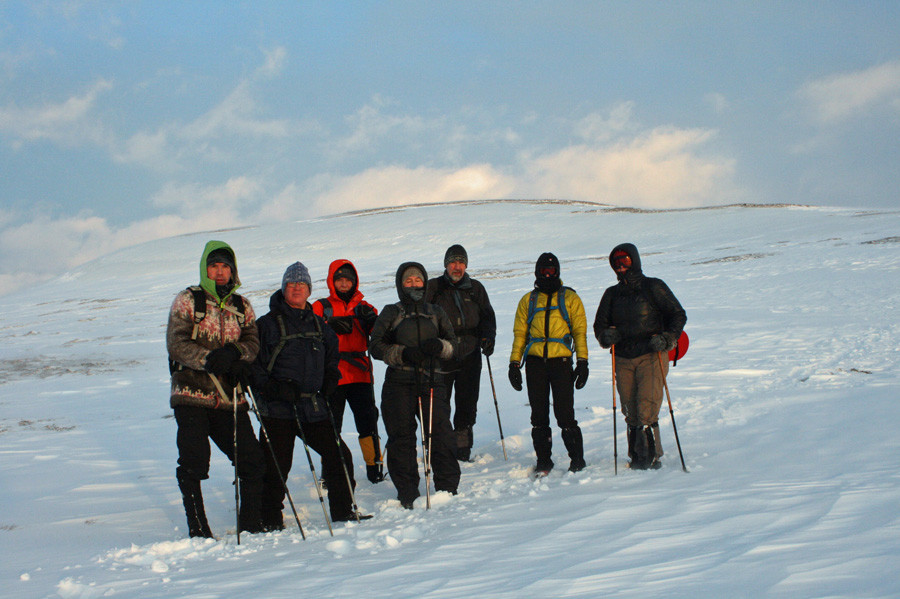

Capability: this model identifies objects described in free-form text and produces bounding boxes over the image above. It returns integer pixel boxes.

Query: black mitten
[649,334,668,352]
[204,344,241,375]
[328,316,354,335]
[402,346,427,365]
[422,337,444,357]
[480,337,495,357]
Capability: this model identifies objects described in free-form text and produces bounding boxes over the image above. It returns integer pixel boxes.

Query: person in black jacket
[251,261,369,529]
[425,244,496,461]
[593,243,687,470]
[369,262,460,509]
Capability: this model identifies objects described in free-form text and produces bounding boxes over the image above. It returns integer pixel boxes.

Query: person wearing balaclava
[593,243,686,470]
[369,262,460,509]
[425,244,497,462]
[508,252,589,476]
[166,240,265,537]
[312,259,385,484]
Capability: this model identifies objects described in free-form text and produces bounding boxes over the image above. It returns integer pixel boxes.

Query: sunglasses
[539,266,558,277]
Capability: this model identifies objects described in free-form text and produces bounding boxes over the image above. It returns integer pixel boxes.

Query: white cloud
[520,126,739,208]
[306,165,516,216]
[151,177,266,218]
[799,60,900,123]
[0,79,113,146]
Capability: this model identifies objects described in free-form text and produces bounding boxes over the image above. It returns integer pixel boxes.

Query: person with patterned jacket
[313,259,384,483]
[369,262,460,509]
[593,242,686,470]
[166,240,264,538]
[425,244,496,462]
[508,252,589,476]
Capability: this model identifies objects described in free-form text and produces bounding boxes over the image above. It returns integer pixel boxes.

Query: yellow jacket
[510,286,589,364]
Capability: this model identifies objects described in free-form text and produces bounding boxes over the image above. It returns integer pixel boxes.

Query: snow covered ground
[0,200,898,599]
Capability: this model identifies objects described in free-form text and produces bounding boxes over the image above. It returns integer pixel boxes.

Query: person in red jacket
[313,259,385,483]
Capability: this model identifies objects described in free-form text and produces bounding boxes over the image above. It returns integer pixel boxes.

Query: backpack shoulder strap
[187,286,207,340]
[316,298,333,320]
[265,313,325,374]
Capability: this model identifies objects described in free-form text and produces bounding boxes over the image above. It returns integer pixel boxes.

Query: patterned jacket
[166,240,259,410]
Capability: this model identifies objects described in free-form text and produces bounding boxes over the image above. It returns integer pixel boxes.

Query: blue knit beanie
[282,261,312,293]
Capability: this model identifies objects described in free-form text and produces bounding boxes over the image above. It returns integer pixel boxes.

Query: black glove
[354,304,377,325]
[321,374,340,400]
[508,362,522,391]
[598,328,621,348]
[480,337,495,357]
[227,360,253,385]
[421,337,444,357]
[573,359,589,390]
[204,344,241,375]
[402,346,427,365]
[649,334,668,352]
[328,316,354,335]
[264,378,296,402]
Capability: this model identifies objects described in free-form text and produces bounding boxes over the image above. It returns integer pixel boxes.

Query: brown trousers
[615,351,668,427]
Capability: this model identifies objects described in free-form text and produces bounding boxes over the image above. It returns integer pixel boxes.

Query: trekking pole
[485,356,508,460]
[417,394,431,510]
[611,346,618,476]
[244,384,305,539]
[323,394,362,522]
[292,405,334,536]
[233,386,241,545]
[657,352,688,473]
[426,370,434,507]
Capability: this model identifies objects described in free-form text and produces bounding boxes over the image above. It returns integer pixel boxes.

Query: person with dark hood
[593,243,687,470]
[166,240,265,538]
[251,261,371,529]
[369,262,460,509]
[508,252,589,476]
[425,244,497,462]
[313,259,384,484]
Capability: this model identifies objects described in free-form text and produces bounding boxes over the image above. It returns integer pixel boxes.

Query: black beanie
[206,248,235,270]
[444,244,468,267]
[333,265,357,284]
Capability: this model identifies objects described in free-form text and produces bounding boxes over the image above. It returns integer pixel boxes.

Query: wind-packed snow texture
[1,201,898,598]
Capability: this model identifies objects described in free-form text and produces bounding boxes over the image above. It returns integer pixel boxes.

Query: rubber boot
[561,426,586,472]
[178,477,213,539]
[531,426,554,473]
[455,426,473,462]
[359,435,385,483]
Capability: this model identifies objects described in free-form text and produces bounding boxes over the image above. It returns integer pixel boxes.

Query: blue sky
[1,1,899,294]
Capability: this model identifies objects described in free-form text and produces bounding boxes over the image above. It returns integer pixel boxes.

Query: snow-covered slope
[1,201,898,598]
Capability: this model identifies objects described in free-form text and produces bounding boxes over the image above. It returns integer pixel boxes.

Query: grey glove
[598,328,621,348]
[649,334,668,352]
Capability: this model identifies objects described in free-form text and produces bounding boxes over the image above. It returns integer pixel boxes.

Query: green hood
[199,240,241,304]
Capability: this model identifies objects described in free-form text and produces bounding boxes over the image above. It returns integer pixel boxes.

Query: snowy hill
[1,200,898,598]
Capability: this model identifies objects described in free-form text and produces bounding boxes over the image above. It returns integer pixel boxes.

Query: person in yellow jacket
[508,252,589,476]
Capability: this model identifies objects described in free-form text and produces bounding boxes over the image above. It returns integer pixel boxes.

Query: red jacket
[312,259,377,386]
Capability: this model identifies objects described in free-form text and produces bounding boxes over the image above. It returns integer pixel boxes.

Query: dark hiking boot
[178,478,213,539]
[261,511,284,533]
[531,425,553,471]
[630,425,657,470]
[561,426,586,473]
[456,426,474,462]
[366,464,385,484]
[332,511,374,522]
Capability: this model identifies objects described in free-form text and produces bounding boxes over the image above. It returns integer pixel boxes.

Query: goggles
[612,252,632,270]
[539,266,558,277]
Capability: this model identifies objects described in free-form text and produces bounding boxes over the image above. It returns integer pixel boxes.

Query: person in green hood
[166,240,266,538]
